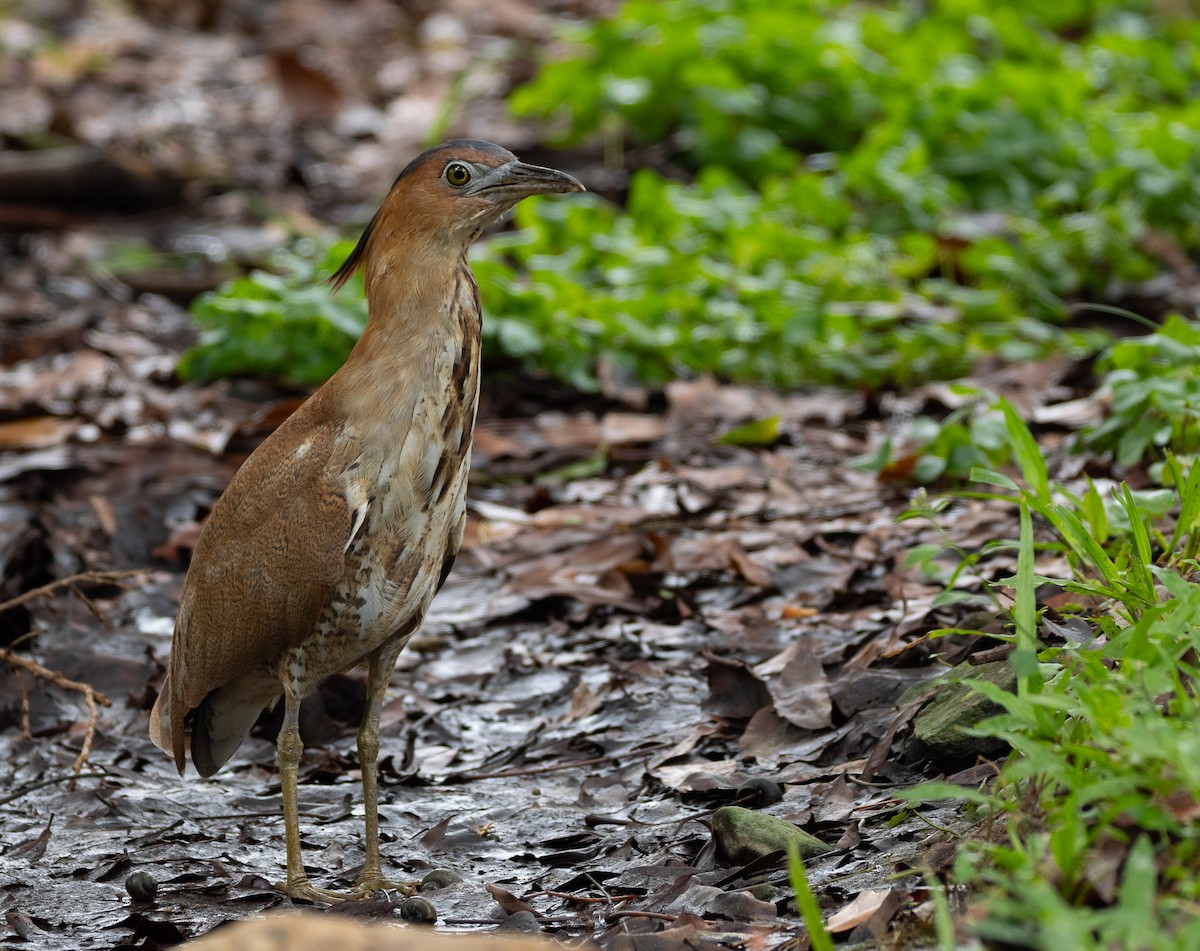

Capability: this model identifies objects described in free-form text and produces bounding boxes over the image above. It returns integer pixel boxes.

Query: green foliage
[1083,313,1200,465]
[852,312,1200,482]
[902,409,1200,944]
[183,1,1197,394]
[851,392,1015,483]
[517,0,1200,243]
[472,174,1098,391]
[502,0,1200,383]
[179,239,367,386]
[717,414,780,447]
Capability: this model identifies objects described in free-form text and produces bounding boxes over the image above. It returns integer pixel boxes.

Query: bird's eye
[445,162,472,187]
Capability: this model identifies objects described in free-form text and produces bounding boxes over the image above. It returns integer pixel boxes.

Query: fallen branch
[0,569,151,778]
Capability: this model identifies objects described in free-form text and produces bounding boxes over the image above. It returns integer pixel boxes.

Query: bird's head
[329,140,584,291]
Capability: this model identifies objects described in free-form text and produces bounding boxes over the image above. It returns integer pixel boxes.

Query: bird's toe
[277,877,354,905]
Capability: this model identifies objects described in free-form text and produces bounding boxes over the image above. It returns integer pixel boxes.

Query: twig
[605,910,677,922]
[2,649,112,777]
[0,770,107,808]
[0,569,150,780]
[0,569,149,617]
[17,670,30,739]
[526,890,641,905]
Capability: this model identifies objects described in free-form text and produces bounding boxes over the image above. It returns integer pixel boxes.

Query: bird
[149,140,584,903]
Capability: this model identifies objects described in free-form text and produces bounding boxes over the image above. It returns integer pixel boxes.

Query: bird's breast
[290,268,482,683]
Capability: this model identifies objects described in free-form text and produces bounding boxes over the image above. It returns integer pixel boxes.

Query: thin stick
[527,890,641,905]
[0,771,107,808]
[1,649,112,777]
[0,570,148,781]
[0,569,148,617]
[605,910,677,922]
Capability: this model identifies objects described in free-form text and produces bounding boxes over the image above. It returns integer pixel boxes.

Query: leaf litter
[0,337,1082,948]
[0,0,1124,947]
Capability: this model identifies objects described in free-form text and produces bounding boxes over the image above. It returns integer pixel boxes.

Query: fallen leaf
[825,888,892,933]
[718,415,781,447]
[756,640,832,730]
[484,883,540,917]
[0,415,79,449]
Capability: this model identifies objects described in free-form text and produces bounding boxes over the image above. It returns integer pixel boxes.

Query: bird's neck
[320,244,481,428]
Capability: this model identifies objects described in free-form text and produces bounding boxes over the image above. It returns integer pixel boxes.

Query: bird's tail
[190,678,282,778]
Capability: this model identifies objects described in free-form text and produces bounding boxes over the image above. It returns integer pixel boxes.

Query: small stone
[735,777,784,807]
[124,871,158,903]
[913,661,1015,761]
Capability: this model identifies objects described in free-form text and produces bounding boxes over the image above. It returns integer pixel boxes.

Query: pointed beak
[467,160,585,204]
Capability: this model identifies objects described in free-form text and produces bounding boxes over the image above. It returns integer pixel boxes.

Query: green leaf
[999,399,1049,502]
[1168,454,1200,553]
[970,466,1020,491]
[1082,477,1109,545]
[717,415,781,447]
[1013,500,1042,697]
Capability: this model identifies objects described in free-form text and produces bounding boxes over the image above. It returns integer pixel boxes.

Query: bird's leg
[351,642,418,897]
[276,693,346,904]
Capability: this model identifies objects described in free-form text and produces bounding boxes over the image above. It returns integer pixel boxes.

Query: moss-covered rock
[711,806,830,865]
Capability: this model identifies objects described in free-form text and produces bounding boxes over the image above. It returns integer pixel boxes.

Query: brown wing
[164,401,352,769]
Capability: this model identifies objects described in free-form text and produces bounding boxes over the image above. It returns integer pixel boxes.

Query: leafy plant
[903,407,1200,944]
[1082,313,1200,465]
[182,1,1197,394]
[850,389,1013,483]
[179,239,367,386]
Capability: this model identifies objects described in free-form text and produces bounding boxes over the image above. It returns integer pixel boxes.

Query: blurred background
[6,0,1200,400]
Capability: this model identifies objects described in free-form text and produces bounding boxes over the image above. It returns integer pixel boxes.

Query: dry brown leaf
[0,415,78,449]
[600,412,668,445]
[755,639,832,730]
[485,883,539,918]
[825,888,893,933]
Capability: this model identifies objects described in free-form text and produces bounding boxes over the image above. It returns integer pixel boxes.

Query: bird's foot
[350,872,419,898]
[277,877,360,905]
[275,873,423,905]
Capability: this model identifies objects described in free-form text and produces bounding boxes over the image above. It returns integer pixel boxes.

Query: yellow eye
[445,162,472,187]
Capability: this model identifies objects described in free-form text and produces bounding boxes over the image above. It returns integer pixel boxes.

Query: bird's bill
[467,161,585,203]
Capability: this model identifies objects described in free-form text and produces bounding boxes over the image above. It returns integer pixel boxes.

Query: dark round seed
[400,895,437,923]
[735,777,783,807]
[125,870,158,903]
[419,868,463,891]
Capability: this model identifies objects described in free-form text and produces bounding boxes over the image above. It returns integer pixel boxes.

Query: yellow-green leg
[276,694,347,904]
[352,643,418,896]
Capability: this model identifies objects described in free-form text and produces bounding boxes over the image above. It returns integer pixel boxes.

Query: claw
[351,874,419,897]
[277,877,358,905]
[276,873,420,905]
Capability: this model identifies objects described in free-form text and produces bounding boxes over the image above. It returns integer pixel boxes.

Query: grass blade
[788,843,834,951]
[999,398,1049,502]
